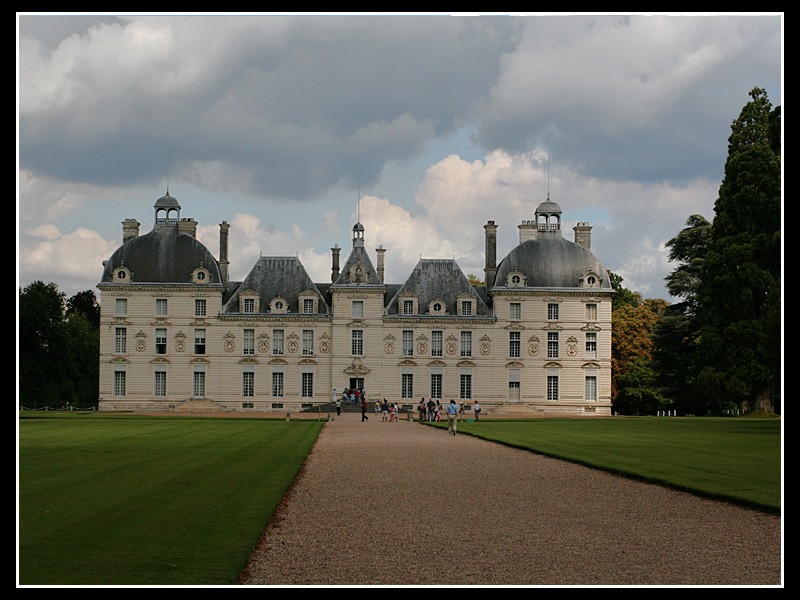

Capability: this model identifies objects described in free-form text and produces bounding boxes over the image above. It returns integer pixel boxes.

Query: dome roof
[536,197,562,215]
[100,225,222,285]
[154,192,181,209]
[494,235,610,290]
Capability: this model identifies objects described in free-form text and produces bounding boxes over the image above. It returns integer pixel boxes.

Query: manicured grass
[435,416,781,513]
[18,413,323,585]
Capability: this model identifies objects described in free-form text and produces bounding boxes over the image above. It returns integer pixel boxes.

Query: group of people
[377,399,401,422]
[417,398,481,423]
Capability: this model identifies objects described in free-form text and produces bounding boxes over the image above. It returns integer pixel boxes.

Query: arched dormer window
[506,271,526,287]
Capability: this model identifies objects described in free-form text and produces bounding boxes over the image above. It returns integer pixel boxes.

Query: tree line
[18,88,780,415]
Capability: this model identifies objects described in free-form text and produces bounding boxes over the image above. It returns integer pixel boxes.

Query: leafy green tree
[695,87,781,414]
[613,356,669,416]
[609,270,639,311]
[66,290,100,329]
[467,273,485,287]
[19,281,68,408]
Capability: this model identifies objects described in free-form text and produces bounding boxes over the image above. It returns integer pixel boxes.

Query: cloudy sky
[17,12,783,301]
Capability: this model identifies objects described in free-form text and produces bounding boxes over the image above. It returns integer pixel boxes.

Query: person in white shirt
[473,401,481,421]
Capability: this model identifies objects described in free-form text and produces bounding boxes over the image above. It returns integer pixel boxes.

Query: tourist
[473,400,481,421]
[446,399,459,435]
[459,402,465,421]
[418,399,426,423]
[361,396,369,421]
[381,398,389,422]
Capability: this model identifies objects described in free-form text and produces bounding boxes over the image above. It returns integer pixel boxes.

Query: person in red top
[361,396,369,421]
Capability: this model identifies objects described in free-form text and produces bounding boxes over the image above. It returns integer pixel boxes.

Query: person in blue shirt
[446,399,459,436]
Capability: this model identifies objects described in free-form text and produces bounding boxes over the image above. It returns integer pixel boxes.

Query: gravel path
[238,412,782,586]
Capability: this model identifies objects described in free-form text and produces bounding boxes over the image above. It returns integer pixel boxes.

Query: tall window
[352,330,363,355]
[547,375,559,400]
[272,372,284,397]
[243,298,255,313]
[193,371,205,398]
[585,332,597,359]
[401,374,414,399]
[243,372,254,397]
[243,329,255,355]
[548,303,559,320]
[547,332,559,358]
[302,330,314,355]
[460,331,472,357]
[155,328,167,354]
[402,300,414,315]
[272,329,284,355]
[194,329,206,354]
[509,302,521,320]
[352,300,364,317]
[155,298,168,316]
[402,330,414,356]
[431,330,443,357]
[461,300,473,316]
[115,298,128,316]
[460,374,472,400]
[585,303,597,321]
[303,298,314,314]
[430,373,442,400]
[154,371,166,397]
[585,375,597,401]
[114,327,127,354]
[195,299,207,317]
[301,373,314,398]
[509,331,520,358]
[113,370,126,396]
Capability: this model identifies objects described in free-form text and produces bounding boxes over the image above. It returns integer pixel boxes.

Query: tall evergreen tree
[695,87,781,413]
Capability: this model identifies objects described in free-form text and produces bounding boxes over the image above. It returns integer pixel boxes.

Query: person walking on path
[473,401,481,421]
[446,399,459,435]
[459,403,465,422]
[361,397,369,421]
[418,399,426,423]
[335,395,341,416]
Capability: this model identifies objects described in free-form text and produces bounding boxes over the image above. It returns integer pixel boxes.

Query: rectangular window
[547,375,559,401]
[303,298,314,314]
[547,332,559,358]
[195,298,207,317]
[302,329,314,355]
[155,298,168,316]
[155,328,167,354]
[402,330,414,356]
[401,373,414,399]
[431,330,443,357]
[272,372,284,397]
[461,301,473,316]
[301,373,314,398]
[509,331,520,358]
[352,330,363,356]
[460,374,472,400]
[460,331,472,357]
[154,371,166,397]
[548,303,560,320]
[586,303,597,321]
[115,298,127,316]
[243,329,255,355]
[585,375,597,401]
[114,327,127,354]
[243,298,255,314]
[113,370,126,396]
[193,371,205,398]
[273,329,284,355]
[194,329,206,354]
[352,300,364,317]
[430,373,442,400]
[402,300,414,315]
[585,332,597,359]
[243,372,254,397]
[509,302,521,320]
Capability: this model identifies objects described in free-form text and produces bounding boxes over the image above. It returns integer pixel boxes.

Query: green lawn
[18,414,323,585]
[435,416,781,513]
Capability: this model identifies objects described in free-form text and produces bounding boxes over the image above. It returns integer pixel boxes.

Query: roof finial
[547,152,550,200]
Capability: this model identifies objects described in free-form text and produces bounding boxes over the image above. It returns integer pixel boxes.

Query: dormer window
[270,296,288,314]
[428,299,447,316]
[399,294,418,316]
[299,292,318,315]
[460,300,473,316]
[582,271,601,288]
[114,267,131,282]
[506,271,525,287]
[239,292,260,314]
[192,267,210,284]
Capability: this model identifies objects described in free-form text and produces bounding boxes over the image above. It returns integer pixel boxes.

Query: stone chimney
[376,245,386,283]
[573,222,592,251]
[122,219,140,244]
[518,220,537,243]
[484,220,497,286]
[178,217,198,238]
[219,221,230,285]
[331,244,341,282]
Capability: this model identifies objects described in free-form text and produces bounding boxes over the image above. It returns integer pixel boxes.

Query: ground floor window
[193,371,205,399]
[113,370,126,396]
[272,372,284,397]
[585,375,597,401]
[547,375,559,401]
[243,371,254,397]
[401,373,414,399]
[301,373,314,398]
[154,371,166,397]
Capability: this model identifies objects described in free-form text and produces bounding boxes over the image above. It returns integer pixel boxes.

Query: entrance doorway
[508,381,520,402]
